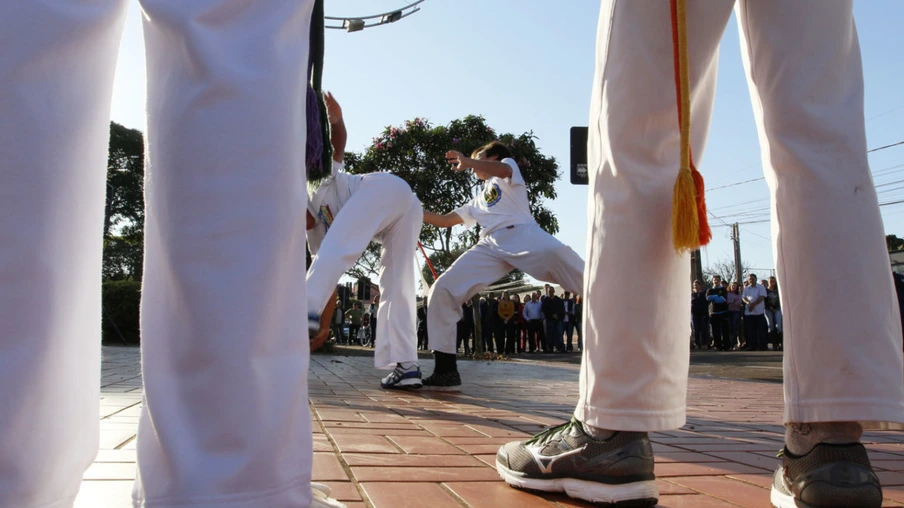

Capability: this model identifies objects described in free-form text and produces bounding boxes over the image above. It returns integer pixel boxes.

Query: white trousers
[427,223,584,354]
[0,2,316,507]
[577,0,904,431]
[307,173,422,370]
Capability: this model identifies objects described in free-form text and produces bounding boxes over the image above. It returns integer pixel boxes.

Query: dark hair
[472,140,512,161]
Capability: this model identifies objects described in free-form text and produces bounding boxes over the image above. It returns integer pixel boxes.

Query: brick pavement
[76,347,904,507]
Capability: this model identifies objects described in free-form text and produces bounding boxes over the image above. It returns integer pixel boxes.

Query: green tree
[103,122,145,280]
[887,234,904,252]
[343,115,560,278]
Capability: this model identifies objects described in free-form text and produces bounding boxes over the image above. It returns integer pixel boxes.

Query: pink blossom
[452,137,460,144]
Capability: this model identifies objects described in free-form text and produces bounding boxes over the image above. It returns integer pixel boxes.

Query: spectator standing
[369,295,379,349]
[522,293,544,353]
[742,274,769,351]
[691,280,710,350]
[574,294,584,352]
[726,281,744,350]
[498,292,515,354]
[766,276,783,351]
[331,297,345,344]
[542,287,566,352]
[563,291,577,352]
[707,275,730,351]
[345,302,364,346]
[512,294,525,354]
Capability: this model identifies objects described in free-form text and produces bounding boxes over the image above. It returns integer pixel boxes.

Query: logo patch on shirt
[318,205,334,230]
[484,183,502,207]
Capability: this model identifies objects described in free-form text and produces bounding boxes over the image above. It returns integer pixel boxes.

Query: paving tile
[318,481,362,502]
[656,461,767,477]
[704,451,780,471]
[385,435,464,455]
[81,348,904,506]
[330,434,401,454]
[313,434,333,452]
[313,453,349,481]
[655,452,727,463]
[654,493,748,507]
[444,481,556,507]
[726,473,773,489]
[359,482,461,508]
[352,466,499,482]
[343,453,482,467]
[669,475,769,508]
[879,471,904,486]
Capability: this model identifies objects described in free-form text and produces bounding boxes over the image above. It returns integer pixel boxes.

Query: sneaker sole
[769,486,797,508]
[496,461,658,506]
[381,379,423,390]
[422,384,462,392]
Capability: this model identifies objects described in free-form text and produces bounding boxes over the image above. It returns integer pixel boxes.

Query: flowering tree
[343,115,560,280]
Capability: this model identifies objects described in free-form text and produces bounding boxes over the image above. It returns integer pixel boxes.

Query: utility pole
[690,249,704,285]
[732,223,743,284]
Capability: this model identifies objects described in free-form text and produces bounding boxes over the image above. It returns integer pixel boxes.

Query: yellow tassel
[672,165,700,252]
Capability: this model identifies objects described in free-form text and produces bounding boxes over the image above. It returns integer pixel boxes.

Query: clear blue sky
[110,1,904,282]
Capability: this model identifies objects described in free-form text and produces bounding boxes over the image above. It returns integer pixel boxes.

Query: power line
[868,140,904,154]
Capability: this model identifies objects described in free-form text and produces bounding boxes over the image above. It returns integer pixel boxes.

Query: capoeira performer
[306,93,423,389]
[496,2,904,507]
[1,1,345,507]
[421,141,584,390]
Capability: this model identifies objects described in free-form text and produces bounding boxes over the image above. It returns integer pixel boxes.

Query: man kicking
[306,93,423,389]
[422,141,584,390]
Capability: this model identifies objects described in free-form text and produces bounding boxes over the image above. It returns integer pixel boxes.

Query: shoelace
[526,417,581,446]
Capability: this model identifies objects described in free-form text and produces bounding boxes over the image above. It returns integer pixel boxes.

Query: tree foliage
[888,234,904,252]
[704,257,751,287]
[343,115,560,277]
[103,122,145,281]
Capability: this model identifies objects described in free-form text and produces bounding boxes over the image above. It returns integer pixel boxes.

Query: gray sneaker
[496,418,658,506]
[770,443,882,508]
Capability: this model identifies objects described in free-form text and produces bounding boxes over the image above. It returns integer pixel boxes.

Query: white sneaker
[380,363,422,389]
[311,482,346,508]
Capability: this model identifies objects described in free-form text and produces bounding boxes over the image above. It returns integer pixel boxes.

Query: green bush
[102,280,141,345]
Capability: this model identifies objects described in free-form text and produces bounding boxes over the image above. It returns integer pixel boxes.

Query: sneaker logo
[527,444,587,474]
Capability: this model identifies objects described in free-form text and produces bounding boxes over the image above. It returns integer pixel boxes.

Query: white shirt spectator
[523,300,544,320]
[742,283,768,315]
[453,158,534,238]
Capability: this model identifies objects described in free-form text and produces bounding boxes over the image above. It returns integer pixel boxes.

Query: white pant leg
[577,0,735,431]
[134,1,316,506]
[497,224,585,296]
[0,3,128,507]
[307,173,416,316]
[373,198,422,369]
[736,0,904,426]
[427,242,513,354]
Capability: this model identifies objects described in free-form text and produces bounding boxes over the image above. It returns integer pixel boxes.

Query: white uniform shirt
[741,284,768,315]
[453,158,534,237]
[306,161,363,255]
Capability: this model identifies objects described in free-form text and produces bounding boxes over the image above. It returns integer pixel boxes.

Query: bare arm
[445,150,512,179]
[311,288,339,351]
[324,91,347,162]
[424,210,464,228]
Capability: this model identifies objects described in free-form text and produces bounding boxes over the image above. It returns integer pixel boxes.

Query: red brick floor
[77,348,904,507]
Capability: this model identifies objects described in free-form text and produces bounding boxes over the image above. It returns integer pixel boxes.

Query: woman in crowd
[765,276,783,351]
[727,281,744,350]
[691,280,710,350]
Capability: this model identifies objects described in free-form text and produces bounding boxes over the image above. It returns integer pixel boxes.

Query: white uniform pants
[428,223,584,354]
[0,2,316,507]
[577,0,904,432]
[307,173,422,370]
